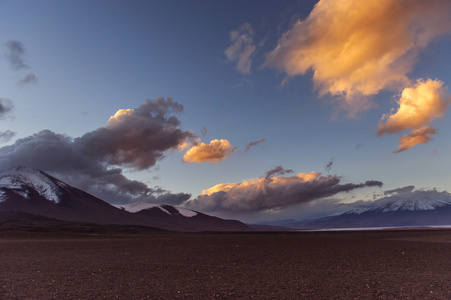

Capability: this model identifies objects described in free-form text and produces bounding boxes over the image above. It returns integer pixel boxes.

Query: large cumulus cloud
[185,168,382,212]
[263,0,451,150]
[0,97,192,204]
[264,0,451,110]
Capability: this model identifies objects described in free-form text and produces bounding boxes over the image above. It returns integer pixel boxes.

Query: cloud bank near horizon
[184,167,382,213]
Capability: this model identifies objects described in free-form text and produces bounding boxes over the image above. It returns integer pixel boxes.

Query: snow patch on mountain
[347,190,451,214]
[177,207,197,217]
[115,202,198,217]
[0,166,64,203]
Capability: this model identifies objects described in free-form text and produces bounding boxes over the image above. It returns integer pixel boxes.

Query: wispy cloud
[185,168,382,213]
[0,97,193,204]
[0,130,16,144]
[264,0,451,116]
[325,158,334,171]
[4,40,38,85]
[394,125,438,153]
[4,40,29,70]
[19,73,37,85]
[244,138,265,153]
[225,23,256,74]
[264,165,293,180]
[384,185,415,195]
[0,98,14,119]
[183,139,236,163]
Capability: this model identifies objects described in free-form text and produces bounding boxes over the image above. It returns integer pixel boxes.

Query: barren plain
[2,230,451,299]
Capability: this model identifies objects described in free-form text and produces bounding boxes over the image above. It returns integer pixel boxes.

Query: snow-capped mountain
[347,190,451,214]
[300,190,451,229]
[0,166,68,203]
[0,167,249,232]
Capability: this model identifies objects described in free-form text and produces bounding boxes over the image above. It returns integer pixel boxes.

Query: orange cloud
[377,79,450,151]
[264,0,451,115]
[395,125,437,153]
[186,170,382,212]
[183,139,236,163]
[377,79,449,135]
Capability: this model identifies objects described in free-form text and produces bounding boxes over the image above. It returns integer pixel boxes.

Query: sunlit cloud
[183,139,236,163]
[264,0,451,115]
[225,23,256,74]
[395,125,438,153]
[377,79,450,151]
[377,79,449,135]
[185,168,382,212]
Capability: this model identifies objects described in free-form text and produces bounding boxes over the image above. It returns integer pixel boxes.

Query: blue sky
[1,0,451,222]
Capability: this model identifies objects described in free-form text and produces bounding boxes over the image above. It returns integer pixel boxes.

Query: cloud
[0,98,14,119]
[377,79,449,135]
[0,98,192,204]
[182,139,236,163]
[225,23,256,74]
[77,97,193,170]
[244,138,266,153]
[384,185,415,195]
[0,130,16,144]
[185,169,382,212]
[264,0,451,115]
[393,125,438,153]
[325,158,334,171]
[376,79,450,151]
[200,126,207,137]
[264,165,293,180]
[4,40,29,70]
[19,73,37,85]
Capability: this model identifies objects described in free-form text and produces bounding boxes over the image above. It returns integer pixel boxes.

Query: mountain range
[0,166,249,232]
[298,190,451,229]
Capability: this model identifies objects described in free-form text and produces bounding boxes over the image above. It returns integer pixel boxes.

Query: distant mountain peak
[347,190,451,215]
[0,166,67,203]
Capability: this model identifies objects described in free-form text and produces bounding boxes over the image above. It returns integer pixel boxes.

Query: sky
[1,0,451,223]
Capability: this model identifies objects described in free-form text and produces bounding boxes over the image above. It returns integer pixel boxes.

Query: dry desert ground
[1,230,451,299]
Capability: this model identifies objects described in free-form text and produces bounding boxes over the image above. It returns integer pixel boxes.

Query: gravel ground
[1,230,451,299]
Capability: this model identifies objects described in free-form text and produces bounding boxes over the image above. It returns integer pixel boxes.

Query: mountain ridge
[0,166,250,232]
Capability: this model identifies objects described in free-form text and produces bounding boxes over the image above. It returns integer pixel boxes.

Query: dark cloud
[0,98,193,204]
[244,138,266,153]
[4,41,29,70]
[325,158,334,171]
[264,165,293,180]
[0,130,16,144]
[77,97,193,170]
[19,73,37,85]
[384,185,415,195]
[201,126,207,137]
[0,98,14,119]
[185,171,383,212]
